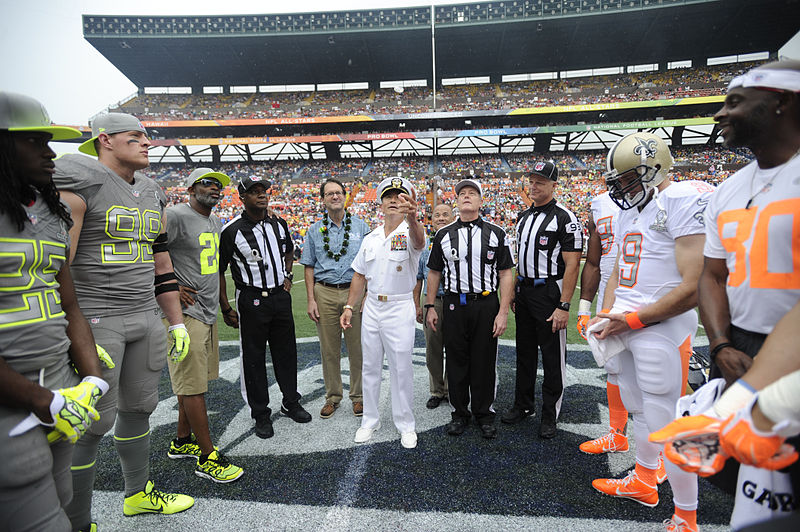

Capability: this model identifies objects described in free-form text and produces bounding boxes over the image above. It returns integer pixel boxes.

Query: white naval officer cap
[377,176,415,200]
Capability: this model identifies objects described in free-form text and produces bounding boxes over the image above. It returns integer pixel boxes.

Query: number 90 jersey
[0,193,71,373]
[54,154,167,317]
[612,180,714,313]
[704,157,800,334]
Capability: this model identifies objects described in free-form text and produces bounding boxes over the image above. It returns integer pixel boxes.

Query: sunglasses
[194,178,223,188]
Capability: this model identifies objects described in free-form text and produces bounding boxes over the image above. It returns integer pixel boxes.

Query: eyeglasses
[324,191,344,198]
[195,178,223,188]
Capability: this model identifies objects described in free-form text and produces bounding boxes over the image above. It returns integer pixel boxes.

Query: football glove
[576,313,590,341]
[718,397,799,471]
[168,324,190,363]
[46,376,108,444]
[47,387,100,444]
[649,414,729,477]
[96,344,115,369]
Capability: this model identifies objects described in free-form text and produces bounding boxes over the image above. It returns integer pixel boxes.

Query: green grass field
[218,261,703,345]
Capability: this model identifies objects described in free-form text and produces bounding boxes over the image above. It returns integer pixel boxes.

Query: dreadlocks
[0,130,72,232]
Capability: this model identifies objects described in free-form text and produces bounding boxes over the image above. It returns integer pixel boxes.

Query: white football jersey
[612,180,714,312]
[591,192,620,309]
[704,156,800,334]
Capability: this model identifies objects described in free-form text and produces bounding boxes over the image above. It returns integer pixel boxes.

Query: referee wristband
[708,342,733,362]
[424,304,435,309]
[625,311,646,330]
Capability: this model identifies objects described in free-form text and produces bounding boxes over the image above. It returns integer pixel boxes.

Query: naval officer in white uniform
[340,177,425,449]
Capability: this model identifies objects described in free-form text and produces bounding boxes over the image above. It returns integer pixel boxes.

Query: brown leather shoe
[352,401,363,417]
[320,402,338,419]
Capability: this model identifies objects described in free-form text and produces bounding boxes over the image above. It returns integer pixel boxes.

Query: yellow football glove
[46,388,100,444]
[168,324,190,363]
[96,344,115,369]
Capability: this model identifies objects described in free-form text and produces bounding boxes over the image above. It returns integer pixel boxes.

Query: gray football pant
[0,361,77,532]
[66,309,166,529]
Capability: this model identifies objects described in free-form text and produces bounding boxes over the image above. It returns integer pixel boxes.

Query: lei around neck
[320,211,352,261]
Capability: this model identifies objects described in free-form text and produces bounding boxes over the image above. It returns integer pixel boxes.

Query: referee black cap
[530,160,558,181]
[238,175,272,194]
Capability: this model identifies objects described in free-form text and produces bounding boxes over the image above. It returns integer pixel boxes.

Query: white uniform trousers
[360,296,416,434]
[613,308,698,510]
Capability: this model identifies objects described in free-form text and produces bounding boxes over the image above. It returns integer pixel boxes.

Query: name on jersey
[741,480,795,512]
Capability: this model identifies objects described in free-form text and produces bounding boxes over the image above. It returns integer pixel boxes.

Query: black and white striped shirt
[516,199,583,279]
[427,217,514,294]
[220,212,294,290]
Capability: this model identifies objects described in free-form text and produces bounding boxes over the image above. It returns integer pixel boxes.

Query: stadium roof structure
[83,0,799,88]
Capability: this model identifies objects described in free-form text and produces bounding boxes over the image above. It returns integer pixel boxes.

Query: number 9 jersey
[53,154,168,317]
[704,156,800,334]
[612,180,714,312]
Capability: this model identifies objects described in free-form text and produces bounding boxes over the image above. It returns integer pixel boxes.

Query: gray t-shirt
[53,154,167,317]
[0,191,72,374]
[164,202,222,325]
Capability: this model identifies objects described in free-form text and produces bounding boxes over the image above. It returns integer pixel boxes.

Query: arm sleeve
[496,230,515,270]
[703,188,727,259]
[351,238,367,275]
[559,210,584,253]
[668,188,714,239]
[219,226,235,273]
[299,223,317,266]
[427,231,445,272]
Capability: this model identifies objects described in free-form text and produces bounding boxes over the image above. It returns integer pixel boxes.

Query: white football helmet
[604,132,673,210]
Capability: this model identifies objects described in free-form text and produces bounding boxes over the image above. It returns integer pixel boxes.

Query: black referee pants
[237,287,301,420]
[513,281,566,423]
[442,294,499,425]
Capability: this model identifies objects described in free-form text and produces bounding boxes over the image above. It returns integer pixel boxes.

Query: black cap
[530,161,558,181]
[238,176,272,194]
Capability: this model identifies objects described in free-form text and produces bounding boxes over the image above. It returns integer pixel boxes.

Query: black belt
[443,291,496,301]
[240,286,283,297]
[317,281,351,289]
[518,277,560,287]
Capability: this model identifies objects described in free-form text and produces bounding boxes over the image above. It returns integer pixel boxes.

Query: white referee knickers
[360,295,416,434]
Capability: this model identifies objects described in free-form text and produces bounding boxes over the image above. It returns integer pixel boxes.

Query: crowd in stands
[118,62,761,121]
[145,144,752,254]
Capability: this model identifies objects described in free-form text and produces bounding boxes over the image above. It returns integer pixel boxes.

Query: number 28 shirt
[54,154,167,317]
[611,180,714,313]
[704,156,800,334]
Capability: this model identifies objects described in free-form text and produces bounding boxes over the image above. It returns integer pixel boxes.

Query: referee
[502,161,582,439]
[425,178,514,439]
[219,176,311,440]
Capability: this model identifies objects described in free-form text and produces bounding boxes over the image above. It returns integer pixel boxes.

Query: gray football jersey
[164,202,222,324]
[0,192,72,374]
[53,154,167,317]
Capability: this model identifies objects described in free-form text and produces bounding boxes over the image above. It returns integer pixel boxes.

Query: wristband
[343,305,354,311]
[222,307,235,315]
[708,342,733,362]
[578,299,592,314]
[625,311,646,330]
[713,379,756,419]
[601,308,611,314]
[424,304,435,309]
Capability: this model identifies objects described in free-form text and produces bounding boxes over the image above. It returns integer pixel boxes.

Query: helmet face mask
[605,132,673,210]
[605,164,661,210]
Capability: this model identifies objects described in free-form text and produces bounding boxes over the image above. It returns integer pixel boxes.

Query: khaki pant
[314,283,363,404]
[164,315,219,396]
[424,297,447,397]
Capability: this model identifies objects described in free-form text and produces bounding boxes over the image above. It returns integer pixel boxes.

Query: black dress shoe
[447,418,468,436]
[426,396,444,409]
[501,406,534,424]
[255,417,274,439]
[281,403,312,423]
[539,420,557,439]
[479,424,497,439]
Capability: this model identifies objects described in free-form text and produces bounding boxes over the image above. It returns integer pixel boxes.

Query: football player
[0,92,107,530]
[54,113,194,530]
[588,132,713,532]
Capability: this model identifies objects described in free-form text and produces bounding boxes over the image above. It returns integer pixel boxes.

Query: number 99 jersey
[53,154,168,317]
[704,157,800,334]
[0,192,71,372]
[611,180,714,313]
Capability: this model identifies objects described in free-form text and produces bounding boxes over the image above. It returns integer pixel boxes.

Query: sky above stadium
[3,0,460,127]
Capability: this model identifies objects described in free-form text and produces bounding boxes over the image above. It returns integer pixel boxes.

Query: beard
[195,191,220,208]
[723,99,773,149]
